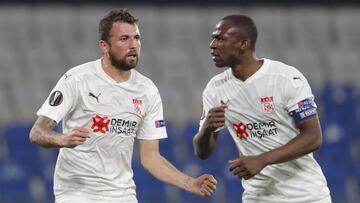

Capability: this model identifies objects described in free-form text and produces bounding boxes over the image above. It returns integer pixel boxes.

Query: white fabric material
[199,59,331,203]
[37,59,167,201]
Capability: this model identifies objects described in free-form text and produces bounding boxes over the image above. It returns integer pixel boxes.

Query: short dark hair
[99,8,138,42]
[222,15,258,50]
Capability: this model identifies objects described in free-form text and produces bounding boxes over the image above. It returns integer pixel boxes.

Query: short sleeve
[36,73,78,124]
[136,92,167,140]
[283,70,318,124]
[283,71,317,112]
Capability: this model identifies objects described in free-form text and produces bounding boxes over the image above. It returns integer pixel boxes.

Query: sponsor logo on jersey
[132,99,143,114]
[91,115,138,135]
[233,120,278,140]
[233,122,250,140]
[49,91,63,106]
[260,96,275,113]
[91,115,110,134]
[155,120,165,128]
[89,92,101,103]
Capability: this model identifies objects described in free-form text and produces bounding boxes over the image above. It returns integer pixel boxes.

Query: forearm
[259,117,322,165]
[141,154,192,191]
[193,127,218,160]
[29,117,63,148]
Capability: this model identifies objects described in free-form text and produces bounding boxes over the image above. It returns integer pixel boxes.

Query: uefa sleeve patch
[289,98,317,124]
[49,91,63,106]
[155,120,166,128]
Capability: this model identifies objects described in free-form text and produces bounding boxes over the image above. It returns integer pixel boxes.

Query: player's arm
[139,139,217,197]
[193,104,227,159]
[29,115,89,148]
[260,115,322,164]
[229,116,322,180]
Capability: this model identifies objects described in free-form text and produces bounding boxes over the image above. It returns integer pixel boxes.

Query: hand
[205,104,228,132]
[186,174,217,197]
[228,156,267,180]
[60,127,90,148]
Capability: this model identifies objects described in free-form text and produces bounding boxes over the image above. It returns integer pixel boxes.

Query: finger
[74,131,90,138]
[209,116,225,123]
[200,187,213,197]
[207,175,218,185]
[205,181,217,191]
[201,184,215,195]
[229,162,242,171]
[232,167,247,177]
[228,159,237,164]
[209,107,227,114]
[71,137,87,143]
[74,127,89,133]
[208,111,226,118]
[201,177,217,190]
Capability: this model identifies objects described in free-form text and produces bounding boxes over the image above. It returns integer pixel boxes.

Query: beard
[108,49,138,71]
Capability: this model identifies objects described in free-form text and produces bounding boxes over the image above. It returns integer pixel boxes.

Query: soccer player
[29,8,217,203]
[193,15,332,203]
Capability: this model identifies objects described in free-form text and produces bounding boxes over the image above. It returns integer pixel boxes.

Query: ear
[99,40,110,54]
[240,39,250,50]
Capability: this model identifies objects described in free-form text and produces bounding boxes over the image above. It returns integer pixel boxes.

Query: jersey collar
[95,58,135,86]
[229,58,269,84]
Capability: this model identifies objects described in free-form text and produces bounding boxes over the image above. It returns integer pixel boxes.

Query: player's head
[210,15,257,67]
[99,8,140,71]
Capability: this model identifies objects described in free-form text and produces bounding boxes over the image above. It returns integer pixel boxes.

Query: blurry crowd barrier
[0,5,360,203]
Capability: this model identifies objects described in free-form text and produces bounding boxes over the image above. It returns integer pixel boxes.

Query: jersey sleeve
[136,91,167,140]
[36,73,78,124]
[283,70,318,124]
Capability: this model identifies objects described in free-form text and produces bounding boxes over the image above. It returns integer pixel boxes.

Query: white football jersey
[200,59,331,203]
[37,59,167,202]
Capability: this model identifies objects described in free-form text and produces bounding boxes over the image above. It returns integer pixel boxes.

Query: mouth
[211,52,220,61]
[126,53,138,59]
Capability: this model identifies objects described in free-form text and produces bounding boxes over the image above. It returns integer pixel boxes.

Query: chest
[216,81,287,122]
[72,80,146,137]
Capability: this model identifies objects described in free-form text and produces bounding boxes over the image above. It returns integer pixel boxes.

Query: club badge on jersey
[261,96,275,113]
[289,98,317,124]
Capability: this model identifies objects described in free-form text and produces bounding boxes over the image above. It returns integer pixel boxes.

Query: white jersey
[200,59,331,203]
[37,59,167,202]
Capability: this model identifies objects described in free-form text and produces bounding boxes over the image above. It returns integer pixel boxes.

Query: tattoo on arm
[30,116,62,148]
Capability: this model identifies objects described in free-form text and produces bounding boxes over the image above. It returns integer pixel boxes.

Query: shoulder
[64,60,98,80]
[58,60,99,84]
[264,59,305,81]
[205,68,232,90]
[132,70,159,94]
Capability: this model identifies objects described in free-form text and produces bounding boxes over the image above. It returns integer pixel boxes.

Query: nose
[209,39,216,49]
[130,38,140,49]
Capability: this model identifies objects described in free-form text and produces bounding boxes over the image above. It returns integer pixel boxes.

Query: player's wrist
[183,176,194,192]
[258,153,271,166]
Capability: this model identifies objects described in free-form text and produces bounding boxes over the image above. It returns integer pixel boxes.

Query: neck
[101,56,131,83]
[231,52,263,81]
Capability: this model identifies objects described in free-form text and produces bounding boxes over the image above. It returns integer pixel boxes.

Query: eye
[212,35,223,41]
[120,36,129,41]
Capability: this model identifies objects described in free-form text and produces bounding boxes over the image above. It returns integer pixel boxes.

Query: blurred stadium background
[0,0,360,203]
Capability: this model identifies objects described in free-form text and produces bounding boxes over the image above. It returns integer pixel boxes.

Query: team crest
[261,96,275,113]
[132,99,143,114]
